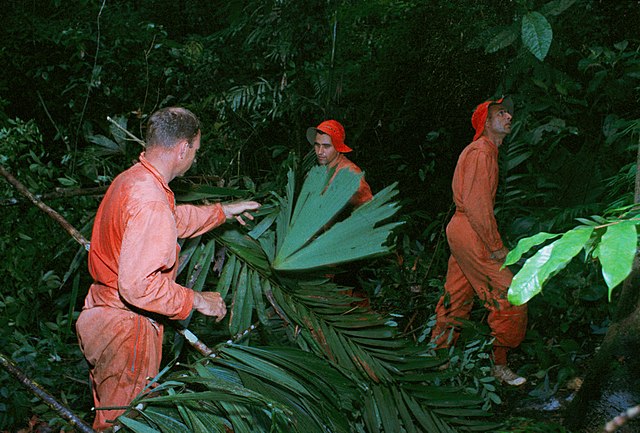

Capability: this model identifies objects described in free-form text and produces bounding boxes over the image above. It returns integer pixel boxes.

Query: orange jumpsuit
[323,154,373,304]
[431,136,527,364]
[76,153,226,430]
[327,153,373,208]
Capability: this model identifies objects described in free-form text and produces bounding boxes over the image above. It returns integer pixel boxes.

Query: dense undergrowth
[1,0,640,431]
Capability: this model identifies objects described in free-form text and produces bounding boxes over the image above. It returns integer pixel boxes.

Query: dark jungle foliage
[1,0,639,431]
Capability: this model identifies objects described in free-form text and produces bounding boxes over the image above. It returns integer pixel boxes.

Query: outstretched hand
[222,200,261,226]
[193,291,227,322]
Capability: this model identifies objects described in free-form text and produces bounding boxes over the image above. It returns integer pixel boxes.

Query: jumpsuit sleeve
[459,149,504,252]
[118,201,194,320]
[175,203,227,238]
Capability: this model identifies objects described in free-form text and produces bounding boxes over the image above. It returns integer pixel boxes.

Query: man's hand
[490,246,509,262]
[221,200,261,226]
[193,291,227,322]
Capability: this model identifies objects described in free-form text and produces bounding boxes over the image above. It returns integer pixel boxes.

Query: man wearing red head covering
[306,120,373,208]
[430,97,528,386]
[306,120,373,304]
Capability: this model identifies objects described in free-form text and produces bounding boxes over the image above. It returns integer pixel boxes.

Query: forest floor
[494,348,592,432]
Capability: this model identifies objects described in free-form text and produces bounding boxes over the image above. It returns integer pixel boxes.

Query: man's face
[485,104,513,138]
[314,132,339,166]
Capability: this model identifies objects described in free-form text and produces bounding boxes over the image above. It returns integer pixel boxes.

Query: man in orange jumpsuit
[76,107,260,430]
[430,97,528,386]
[306,120,373,303]
[306,119,373,208]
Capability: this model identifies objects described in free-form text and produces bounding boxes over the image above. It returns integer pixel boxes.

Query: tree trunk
[563,137,640,432]
[563,297,640,432]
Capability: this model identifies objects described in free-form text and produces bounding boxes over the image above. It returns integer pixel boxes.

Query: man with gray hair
[76,107,260,430]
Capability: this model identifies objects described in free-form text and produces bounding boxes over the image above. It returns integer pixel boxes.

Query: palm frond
[273,166,402,270]
[122,345,354,433]
[274,166,360,265]
[120,166,500,432]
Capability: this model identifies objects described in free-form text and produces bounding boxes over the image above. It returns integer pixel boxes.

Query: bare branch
[1,186,108,206]
[106,116,146,148]
[0,165,90,250]
[0,352,95,433]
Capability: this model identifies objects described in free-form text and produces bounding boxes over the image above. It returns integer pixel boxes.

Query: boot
[491,364,526,386]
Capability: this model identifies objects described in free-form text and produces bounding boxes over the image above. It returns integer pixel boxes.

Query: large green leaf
[504,231,562,267]
[229,264,253,336]
[219,402,253,433]
[391,387,417,433]
[509,226,594,305]
[173,185,250,202]
[596,221,637,299]
[236,372,329,433]
[540,0,577,17]
[275,170,295,255]
[219,229,270,271]
[141,390,260,405]
[219,346,313,397]
[177,236,202,276]
[374,385,400,433]
[274,166,360,264]
[251,270,268,325]
[273,182,402,270]
[401,391,449,433]
[248,209,277,240]
[87,134,120,153]
[119,416,162,433]
[139,407,191,433]
[184,241,215,296]
[521,11,553,61]
[484,26,518,54]
[224,345,357,416]
[215,253,236,299]
[128,344,357,432]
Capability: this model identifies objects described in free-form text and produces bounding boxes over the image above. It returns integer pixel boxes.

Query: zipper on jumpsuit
[131,315,140,372]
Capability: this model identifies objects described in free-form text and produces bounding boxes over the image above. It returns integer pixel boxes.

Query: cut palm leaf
[273,167,402,270]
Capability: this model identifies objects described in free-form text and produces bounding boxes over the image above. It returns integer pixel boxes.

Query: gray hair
[145,107,201,148]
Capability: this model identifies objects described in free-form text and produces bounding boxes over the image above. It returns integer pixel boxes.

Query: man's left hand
[222,201,261,226]
[193,291,227,322]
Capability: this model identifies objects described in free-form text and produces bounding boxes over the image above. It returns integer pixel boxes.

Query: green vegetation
[1,0,639,431]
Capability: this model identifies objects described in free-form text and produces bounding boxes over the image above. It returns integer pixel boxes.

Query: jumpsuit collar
[478,136,499,153]
[138,152,176,211]
[327,153,346,169]
[139,152,173,194]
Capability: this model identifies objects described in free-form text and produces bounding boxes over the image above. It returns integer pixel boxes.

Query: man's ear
[177,140,189,159]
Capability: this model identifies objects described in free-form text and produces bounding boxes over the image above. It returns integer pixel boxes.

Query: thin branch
[1,186,107,206]
[106,116,146,148]
[594,218,640,230]
[37,90,71,151]
[423,204,454,282]
[179,328,215,357]
[140,33,157,133]
[0,165,90,250]
[0,352,95,433]
[265,288,289,326]
[72,0,107,172]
